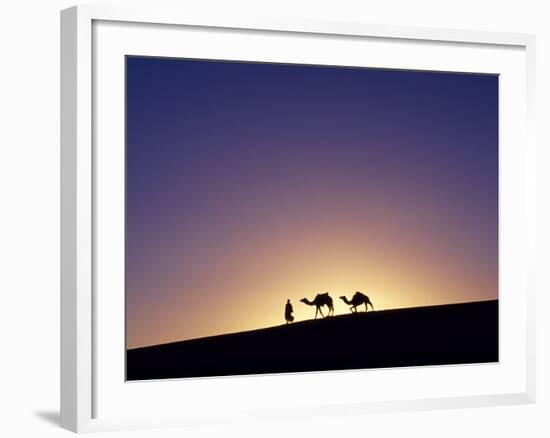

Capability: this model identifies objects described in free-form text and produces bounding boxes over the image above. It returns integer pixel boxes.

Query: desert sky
[126,57,498,349]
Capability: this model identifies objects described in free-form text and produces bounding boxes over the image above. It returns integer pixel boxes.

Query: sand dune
[127,300,498,381]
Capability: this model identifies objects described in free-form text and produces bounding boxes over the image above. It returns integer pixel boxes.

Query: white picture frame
[60,4,536,433]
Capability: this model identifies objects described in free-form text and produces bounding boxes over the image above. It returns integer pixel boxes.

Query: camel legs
[315,306,325,319]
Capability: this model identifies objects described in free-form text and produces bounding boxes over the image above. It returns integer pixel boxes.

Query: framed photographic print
[61,5,536,433]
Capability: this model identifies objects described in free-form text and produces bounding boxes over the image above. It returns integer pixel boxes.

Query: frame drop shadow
[34,411,60,427]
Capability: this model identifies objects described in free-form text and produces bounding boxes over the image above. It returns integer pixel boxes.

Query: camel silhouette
[300,293,334,319]
[340,291,374,313]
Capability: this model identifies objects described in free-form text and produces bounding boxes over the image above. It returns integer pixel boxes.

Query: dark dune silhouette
[126,300,498,381]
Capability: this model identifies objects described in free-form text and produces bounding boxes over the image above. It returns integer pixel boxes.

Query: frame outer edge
[60,4,537,431]
[61,5,93,432]
[524,34,537,404]
[60,5,78,432]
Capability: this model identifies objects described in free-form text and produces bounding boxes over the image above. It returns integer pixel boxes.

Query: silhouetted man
[285,299,294,324]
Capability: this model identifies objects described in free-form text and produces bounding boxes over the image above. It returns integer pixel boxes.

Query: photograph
[125,56,499,381]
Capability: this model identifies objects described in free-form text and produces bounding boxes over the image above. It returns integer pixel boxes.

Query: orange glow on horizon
[127,197,497,348]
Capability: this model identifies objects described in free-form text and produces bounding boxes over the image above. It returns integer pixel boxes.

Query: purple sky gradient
[126,57,498,348]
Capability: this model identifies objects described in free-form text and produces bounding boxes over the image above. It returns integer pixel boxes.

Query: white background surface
[0,0,547,437]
